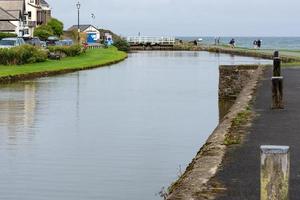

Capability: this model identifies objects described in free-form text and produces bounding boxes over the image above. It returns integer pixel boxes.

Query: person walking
[229,38,235,48]
[257,39,262,48]
[253,40,257,49]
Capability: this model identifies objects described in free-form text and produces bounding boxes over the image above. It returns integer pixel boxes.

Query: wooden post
[261,145,290,200]
[273,51,281,76]
[272,77,284,109]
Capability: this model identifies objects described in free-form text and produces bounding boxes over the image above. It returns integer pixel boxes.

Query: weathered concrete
[261,145,290,200]
[166,65,264,200]
[219,65,259,99]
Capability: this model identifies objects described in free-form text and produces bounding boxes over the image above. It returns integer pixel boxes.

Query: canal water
[0,51,270,200]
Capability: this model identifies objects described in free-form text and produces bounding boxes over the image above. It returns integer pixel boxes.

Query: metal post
[261,145,290,200]
[76,2,81,44]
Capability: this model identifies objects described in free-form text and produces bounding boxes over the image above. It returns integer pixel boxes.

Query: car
[0,37,26,48]
[46,36,59,46]
[23,37,41,47]
[40,41,47,48]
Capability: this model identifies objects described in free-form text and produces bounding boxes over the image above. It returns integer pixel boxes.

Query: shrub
[113,38,130,52]
[0,45,47,65]
[0,32,17,40]
[47,18,64,37]
[48,45,82,57]
[34,25,53,41]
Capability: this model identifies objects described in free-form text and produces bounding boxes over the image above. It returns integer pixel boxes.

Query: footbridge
[127,36,176,46]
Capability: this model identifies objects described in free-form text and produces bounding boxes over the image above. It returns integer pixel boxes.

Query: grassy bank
[0,47,127,82]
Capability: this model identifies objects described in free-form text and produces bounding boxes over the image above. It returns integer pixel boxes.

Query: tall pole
[76,2,81,44]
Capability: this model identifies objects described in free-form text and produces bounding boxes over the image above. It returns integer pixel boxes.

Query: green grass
[0,47,127,78]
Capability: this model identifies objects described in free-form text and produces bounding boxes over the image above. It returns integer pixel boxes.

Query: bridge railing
[126,36,176,45]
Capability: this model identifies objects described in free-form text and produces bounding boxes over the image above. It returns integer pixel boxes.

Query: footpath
[214,67,300,199]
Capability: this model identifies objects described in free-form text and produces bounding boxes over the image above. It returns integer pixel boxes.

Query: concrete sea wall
[166,64,264,200]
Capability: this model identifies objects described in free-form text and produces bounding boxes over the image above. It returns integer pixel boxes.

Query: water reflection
[0,82,37,138]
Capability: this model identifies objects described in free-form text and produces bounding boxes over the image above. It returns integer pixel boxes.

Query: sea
[177,37,300,50]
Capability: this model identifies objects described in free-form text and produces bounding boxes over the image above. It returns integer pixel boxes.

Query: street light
[76,1,81,44]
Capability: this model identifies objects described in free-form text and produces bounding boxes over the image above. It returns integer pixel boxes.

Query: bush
[47,18,64,37]
[48,45,82,57]
[34,25,53,41]
[113,38,130,52]
[0,32,17,40]
[0,45,48,65]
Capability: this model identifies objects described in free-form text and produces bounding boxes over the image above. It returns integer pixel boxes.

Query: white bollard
[261,145,290,200]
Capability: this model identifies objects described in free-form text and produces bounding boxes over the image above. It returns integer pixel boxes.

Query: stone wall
[219,65,259,99]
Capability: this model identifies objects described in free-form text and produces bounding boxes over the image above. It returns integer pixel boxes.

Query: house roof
[0,7,18,21]
[67,24,99,32]
[0,0,24,19]
[40,0,49,7]
[0,0,24,12]
[0,21,16,31]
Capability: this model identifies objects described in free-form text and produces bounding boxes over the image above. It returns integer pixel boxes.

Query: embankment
[166,64,265,200]
[130,44,300,64]
[0,47,127,84]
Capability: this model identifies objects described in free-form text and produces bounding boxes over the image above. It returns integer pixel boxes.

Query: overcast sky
[47,0,299,37]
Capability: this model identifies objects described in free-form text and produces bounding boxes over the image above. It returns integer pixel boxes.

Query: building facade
[67,25,101,44]
[25,0,51,36]
[0,0,51,37]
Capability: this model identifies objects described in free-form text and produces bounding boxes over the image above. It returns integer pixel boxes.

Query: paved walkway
[214,67,300,199]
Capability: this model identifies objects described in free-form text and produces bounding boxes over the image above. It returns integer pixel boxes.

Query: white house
[25,0,51,36]
[0,0,25,36]
[0,0,51,37]
[67,24,101,43]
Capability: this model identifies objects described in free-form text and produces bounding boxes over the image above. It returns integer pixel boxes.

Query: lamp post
[76,2,81,44]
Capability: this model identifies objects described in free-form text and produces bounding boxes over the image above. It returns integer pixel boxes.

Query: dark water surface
[0,51,271,200]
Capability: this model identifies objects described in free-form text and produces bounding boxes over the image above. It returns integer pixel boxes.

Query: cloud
[47,0,300,36]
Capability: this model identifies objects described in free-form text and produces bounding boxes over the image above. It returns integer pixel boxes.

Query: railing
[126,36,176,45]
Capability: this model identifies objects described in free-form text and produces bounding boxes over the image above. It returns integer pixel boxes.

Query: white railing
[126,36,176,45]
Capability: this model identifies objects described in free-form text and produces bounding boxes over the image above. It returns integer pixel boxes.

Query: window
[28,11,31,20]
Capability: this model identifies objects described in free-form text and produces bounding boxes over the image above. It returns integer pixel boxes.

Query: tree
[33,25,53,40]
[47,18,64,37]
[113,38,130,52]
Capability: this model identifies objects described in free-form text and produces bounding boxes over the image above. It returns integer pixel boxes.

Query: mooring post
[261,145,290,200]
[272,77,284,109]
[272,51,284,109]
[273,51,281,76]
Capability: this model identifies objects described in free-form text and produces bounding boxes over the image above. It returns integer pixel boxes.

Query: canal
[0,51,270,200]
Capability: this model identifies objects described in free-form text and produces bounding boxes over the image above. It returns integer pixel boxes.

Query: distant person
[253,40,257,49]
[229,38,235,48]
[193,40,198,46]
[257,39,262,48]
[217,37,220,45]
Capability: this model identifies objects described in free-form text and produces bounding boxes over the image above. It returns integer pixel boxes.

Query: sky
[47,0,300,37]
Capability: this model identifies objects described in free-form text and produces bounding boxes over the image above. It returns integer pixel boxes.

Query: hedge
[0,33,17,40]
[0,45,48,65]
[48,45,82,57]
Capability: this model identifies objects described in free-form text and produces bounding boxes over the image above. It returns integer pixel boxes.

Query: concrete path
[214,67,300,199]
